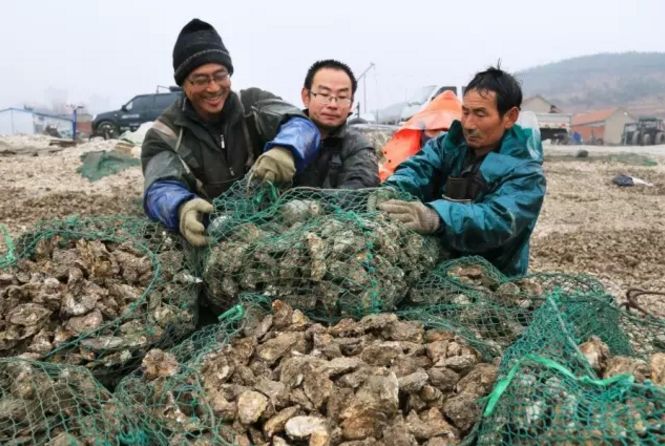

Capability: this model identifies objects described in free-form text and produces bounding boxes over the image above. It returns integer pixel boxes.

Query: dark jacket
[141,88,320,230]
[385,120,546,276]
[295,120,379,189]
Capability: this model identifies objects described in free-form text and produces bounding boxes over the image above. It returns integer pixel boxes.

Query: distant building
[571,108,636,145]
[522,95,561,113]
[0,108,73,137]
[74,111,93,137]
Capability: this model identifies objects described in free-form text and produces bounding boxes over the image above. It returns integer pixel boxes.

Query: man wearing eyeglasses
[141,19,321,246]
[295,60,379,189]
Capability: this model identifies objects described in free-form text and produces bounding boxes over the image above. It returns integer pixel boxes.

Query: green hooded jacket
[385,120,546,276]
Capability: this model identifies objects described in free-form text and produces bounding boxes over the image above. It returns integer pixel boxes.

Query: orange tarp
[379,90,462,182]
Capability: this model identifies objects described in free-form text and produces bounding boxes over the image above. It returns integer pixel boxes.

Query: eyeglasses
[310,91,353,106]
[187,71,231,89]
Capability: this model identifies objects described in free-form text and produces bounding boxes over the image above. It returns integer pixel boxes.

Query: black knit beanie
[172,18,234,86]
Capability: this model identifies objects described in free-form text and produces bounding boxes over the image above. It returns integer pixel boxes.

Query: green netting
[77,150,140,182]
[0,357,147,445]
[115,296,266,445]
[0,215,200,388]
[0,224,17,269]
[475,292,665,445]
[399,256,609,359]
[202,182,446,321]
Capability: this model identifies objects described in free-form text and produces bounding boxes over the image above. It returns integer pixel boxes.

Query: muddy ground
[1,135,664,299]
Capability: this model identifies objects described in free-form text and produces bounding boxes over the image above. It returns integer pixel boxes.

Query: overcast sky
[1,0,663,115]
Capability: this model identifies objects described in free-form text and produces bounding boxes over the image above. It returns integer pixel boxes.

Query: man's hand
[378,199,441,234]
[250,147,296,184]
[178,198,213,246]
[367,186,400,211]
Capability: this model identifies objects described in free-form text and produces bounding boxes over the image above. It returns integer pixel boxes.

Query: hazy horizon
[1,0,663,115]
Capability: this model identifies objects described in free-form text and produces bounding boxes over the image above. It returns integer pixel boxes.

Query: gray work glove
[178,198,213,247]
[378,199,441,234]
[250,147,296,184]
[367,186,400,212]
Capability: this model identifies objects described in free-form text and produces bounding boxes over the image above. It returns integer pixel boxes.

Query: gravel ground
[531,144,665,296]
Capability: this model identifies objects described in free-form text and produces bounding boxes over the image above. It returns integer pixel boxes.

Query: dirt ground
[0,135,143,242]
[530,149,665,298]
[1,135,664,301]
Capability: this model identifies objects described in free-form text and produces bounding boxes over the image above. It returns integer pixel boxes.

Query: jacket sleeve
[336,132,380,189]
[141,119,194,191]
[428,161,545,253]
[141,118,198,229]
[264,117,321,173]
[144,180,195,231]
[240,87,320,172]
[383,134,447,200]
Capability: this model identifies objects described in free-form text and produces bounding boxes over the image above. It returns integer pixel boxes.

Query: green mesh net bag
[0,216,200,387]
[474,292,665,445]
[413,256,606,298]
[400,256,609,359]
[0,357,147,445]
[201,182,446,320]
[116,294,269,445]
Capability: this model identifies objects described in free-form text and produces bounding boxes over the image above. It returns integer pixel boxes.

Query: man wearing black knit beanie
[141,19,321,247]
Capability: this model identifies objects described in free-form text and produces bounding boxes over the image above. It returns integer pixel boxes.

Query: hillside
[517,52,665,117]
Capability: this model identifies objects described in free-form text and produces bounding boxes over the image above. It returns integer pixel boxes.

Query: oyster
[204,196,444,317]
[0,225,198,386]
[118,300,496,445]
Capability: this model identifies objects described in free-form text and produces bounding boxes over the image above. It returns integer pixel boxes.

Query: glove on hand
[178,198,213,246]
[250,147,296,184]
[377,199,441,234]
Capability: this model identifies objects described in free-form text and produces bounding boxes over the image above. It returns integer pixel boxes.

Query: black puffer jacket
[295,122,379,189]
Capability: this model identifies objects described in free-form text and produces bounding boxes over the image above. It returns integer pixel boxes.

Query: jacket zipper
[220,133,236,176]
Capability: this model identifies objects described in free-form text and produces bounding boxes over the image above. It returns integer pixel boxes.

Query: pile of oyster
[136,300,498,445]
[407,262,547,352]
[0,359,131,445]
[578,336,665,385]
[480,337,665,445]
[204,198,442,317]
[0,233,198,380]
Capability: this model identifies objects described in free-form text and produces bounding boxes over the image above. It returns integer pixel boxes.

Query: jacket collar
[172,91,243,130]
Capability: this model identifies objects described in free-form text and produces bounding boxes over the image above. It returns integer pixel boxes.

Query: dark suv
[92,87,182,139]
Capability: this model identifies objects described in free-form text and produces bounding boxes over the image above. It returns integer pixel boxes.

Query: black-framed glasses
[188,70,231,89]
[310,91,353,106]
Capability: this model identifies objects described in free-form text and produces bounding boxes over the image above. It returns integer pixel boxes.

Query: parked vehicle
[622,117,665,145]
[399,85,465,122]
[373,101,409,125]
[535,112,572,144]
[92,87,182,139]
[373,85,465,125]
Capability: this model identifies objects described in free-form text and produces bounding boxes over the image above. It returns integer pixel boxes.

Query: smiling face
[183,63,231,121]
[302,67,353,135]
[461,88,519,153]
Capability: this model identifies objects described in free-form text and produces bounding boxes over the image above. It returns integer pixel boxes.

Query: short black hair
[466,66,522,116]
[304,59,358,95]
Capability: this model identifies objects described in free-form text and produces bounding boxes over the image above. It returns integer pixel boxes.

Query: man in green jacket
[379,67,546,276]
